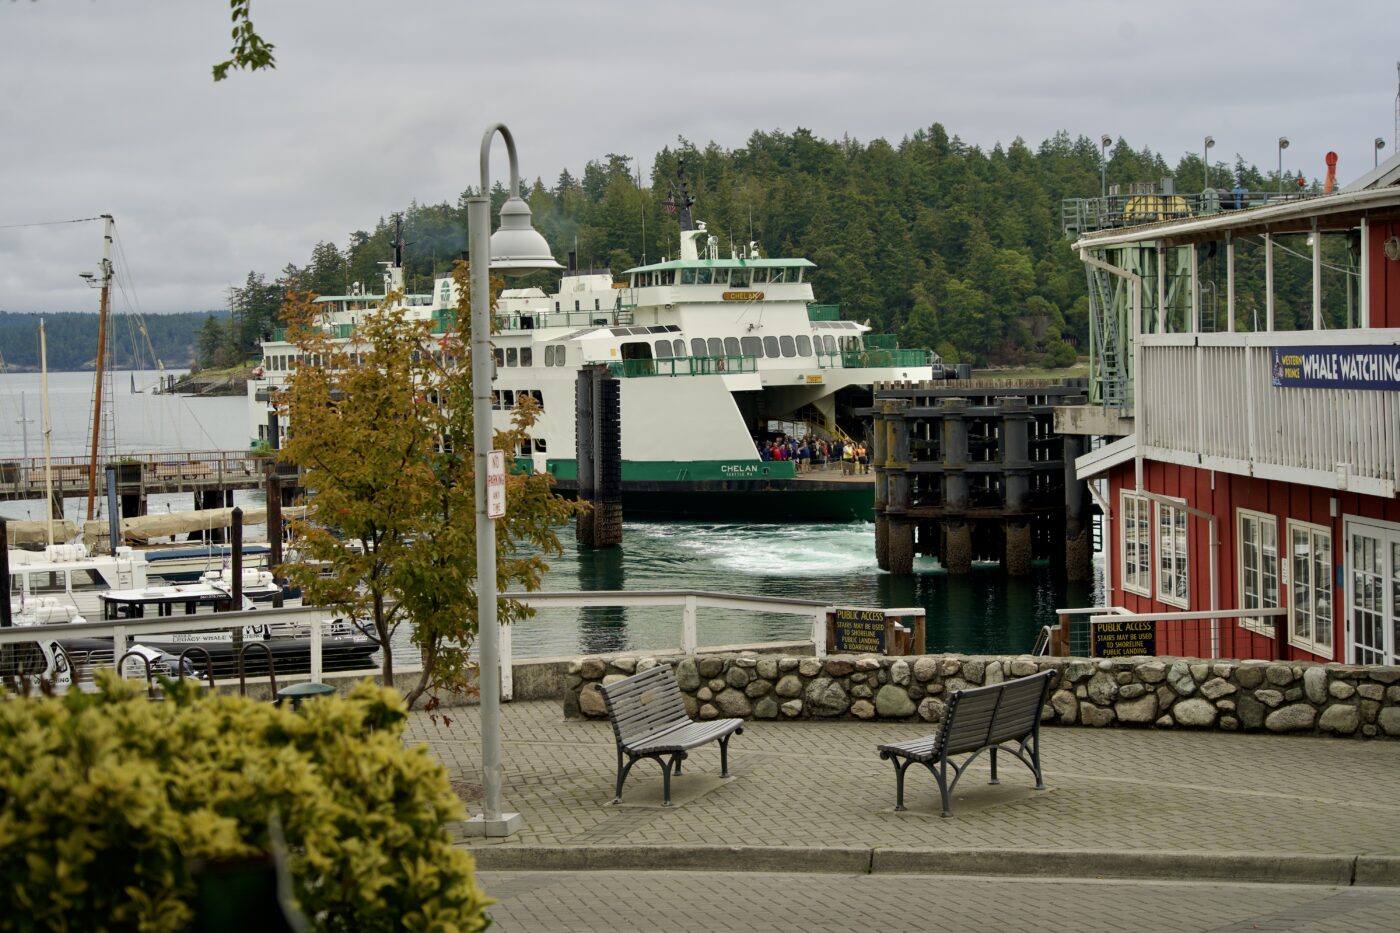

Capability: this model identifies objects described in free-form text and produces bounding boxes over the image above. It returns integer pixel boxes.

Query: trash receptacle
[275,681,336,710]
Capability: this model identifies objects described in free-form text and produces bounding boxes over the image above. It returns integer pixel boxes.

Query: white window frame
[1286,519,1334,659]
[1120,490,1151,596]
[1155,498,1189,609]
[1236,509,1279,636]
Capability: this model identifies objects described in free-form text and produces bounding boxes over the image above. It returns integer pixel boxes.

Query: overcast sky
[2,1,1397,314]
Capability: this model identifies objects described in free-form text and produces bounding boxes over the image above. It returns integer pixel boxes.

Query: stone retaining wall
[564,653,1400,738]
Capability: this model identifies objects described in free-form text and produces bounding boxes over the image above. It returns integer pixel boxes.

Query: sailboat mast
[85,214,114,521]
[40,321,55,549]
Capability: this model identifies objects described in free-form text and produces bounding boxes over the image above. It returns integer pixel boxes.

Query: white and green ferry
[249,222,939,521]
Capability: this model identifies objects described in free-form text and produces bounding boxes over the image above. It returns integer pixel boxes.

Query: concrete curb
[465,844,1400,887]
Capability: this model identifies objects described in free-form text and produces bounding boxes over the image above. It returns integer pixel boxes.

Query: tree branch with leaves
[213,0,276,81]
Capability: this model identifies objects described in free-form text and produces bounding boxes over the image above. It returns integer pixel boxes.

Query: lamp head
[1100,134,1112,149]
[1204,136,1215,150]
[489,195,562,275]
[1278,136,1289,150]
[1377,137,1387,151]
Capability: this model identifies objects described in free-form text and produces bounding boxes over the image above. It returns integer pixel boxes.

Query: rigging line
[0,216,105,230]
[1239,235,1359,277]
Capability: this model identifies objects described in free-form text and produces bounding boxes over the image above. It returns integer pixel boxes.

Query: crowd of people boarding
[756,435,869,474]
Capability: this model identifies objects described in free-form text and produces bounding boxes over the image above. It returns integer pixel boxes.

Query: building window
[1288,520,1333,658]
[1120,491,1151,596]
[1155,499,1189,608]
[1237,510,1279,635]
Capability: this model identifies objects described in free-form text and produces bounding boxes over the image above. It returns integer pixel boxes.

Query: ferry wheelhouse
[1061,159,1400,665]
[250,222,939,520]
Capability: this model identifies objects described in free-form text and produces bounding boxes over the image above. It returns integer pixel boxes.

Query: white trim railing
[1138,329,1400,497]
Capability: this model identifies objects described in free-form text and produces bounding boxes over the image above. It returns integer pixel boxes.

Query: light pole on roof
[1203,136,1215,191]
[1377,137,1387,168]
[463,123,561,839]
[1277,137,1289,194]
[1100,134,1111,200]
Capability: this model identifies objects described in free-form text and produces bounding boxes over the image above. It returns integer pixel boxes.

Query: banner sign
[1271,345,1400,391]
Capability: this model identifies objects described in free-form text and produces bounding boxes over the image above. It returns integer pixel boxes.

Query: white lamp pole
[1100,134,1111,200]
[1277,137,1289,194]
[464,123,561,838]
[1203,136,1215,191]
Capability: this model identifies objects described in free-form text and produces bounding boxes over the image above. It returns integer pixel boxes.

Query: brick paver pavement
[475,871,1400,932]
[406,701,1400,869]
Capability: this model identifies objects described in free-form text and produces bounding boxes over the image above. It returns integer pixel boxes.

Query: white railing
[1,590,834,701]
[1052,605,1288,660]
[502,589,831,700]
[0,606,415,692]
[1139,330,1400,497]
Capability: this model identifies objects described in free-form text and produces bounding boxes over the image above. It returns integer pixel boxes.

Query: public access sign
[486,449,506,519]
[1091,619,1155,658]
[831,608,887,653]
[1271,345,1400,391]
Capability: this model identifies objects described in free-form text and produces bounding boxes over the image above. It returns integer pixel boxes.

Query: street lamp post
[1203,136,1215,191]
[1100,134,1111,200]
[463,123,561,839]
[1277,137,1289,194]
[1377,137,1387,168]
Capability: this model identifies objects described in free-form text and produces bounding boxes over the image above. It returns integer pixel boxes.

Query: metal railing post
[309,614,323,682]
[682,595,698,654]
[500,621,514,701]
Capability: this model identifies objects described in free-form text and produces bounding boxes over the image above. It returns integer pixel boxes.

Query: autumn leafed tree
[276,262,577,707]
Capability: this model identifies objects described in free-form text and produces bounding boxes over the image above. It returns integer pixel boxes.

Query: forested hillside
[213,126,1320,368]
[0,310,219,371]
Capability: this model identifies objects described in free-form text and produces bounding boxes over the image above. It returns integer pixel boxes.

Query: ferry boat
[249,208,941,521]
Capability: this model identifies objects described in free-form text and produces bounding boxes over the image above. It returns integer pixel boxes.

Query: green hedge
[0,675,491,931]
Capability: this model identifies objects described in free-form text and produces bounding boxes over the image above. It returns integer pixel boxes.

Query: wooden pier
[0,451,299,516]
[870,380,1093,579]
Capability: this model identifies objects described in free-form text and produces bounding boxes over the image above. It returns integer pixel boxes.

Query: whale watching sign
[1271,345,1400,390]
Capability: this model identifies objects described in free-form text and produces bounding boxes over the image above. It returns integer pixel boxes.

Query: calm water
[0,370,1103,657]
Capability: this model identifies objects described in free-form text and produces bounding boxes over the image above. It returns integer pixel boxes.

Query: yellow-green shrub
[0,674,491,931]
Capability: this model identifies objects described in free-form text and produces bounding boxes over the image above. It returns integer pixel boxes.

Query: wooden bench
[599,665,744,806]
[877,670,1054,817]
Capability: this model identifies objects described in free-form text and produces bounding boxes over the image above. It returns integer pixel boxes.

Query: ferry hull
[558,479,873,522]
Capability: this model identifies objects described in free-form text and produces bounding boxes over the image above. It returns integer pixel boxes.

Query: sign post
[486,449,506,520]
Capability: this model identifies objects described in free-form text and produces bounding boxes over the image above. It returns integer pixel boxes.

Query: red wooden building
[1062,162,1400,663]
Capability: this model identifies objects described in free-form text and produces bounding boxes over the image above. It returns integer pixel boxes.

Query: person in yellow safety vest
[841,443,855,475]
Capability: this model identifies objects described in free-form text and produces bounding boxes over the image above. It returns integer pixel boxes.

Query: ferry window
[770,268,786,283]
[1287,520,1333,658]
[763,336,780,358]
[595,299,601,311]
[1237,509,1279,634]
[796,335,812,356]
[555,301,560,313]
[751,269,768,284]
[730,269,751,288]
[506,347,518,367]
[520,347,532,366]
[724,337,741,357]
[673,339,686,357]
[691,338,707,357]
[501,390,515,409]
[575,301,581,311]
[741,336,762,357]
[707,338,724,358]
[518,436,531,457]
[793,269,803,283]
[681,268,697,285]
[662,271,676,285]
[1121,492,1151,596]
[494,348,504,368]
[779,335,796,357]
[544,346,555,366]
[654,339,673,358]
[697,269,713,285]
[534,438,547,453]
[1155,499,1189,609]
[621,341,653,360]
[490,391,500,410]
[556,346,566,366]
[822,334,837,354]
